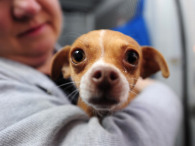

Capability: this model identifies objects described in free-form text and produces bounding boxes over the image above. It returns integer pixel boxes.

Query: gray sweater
[0,58,182,146]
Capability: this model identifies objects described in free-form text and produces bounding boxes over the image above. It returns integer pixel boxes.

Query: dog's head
[52,30,169,114]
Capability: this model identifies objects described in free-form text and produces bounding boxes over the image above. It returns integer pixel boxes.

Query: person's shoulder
[135,80,182,108]
[0,58,35,80]
[0,57,50,83]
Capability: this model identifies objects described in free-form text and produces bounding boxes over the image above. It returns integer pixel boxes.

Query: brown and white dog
[51,29,169,117]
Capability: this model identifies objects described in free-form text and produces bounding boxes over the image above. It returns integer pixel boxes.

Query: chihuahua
[51,30,169,117]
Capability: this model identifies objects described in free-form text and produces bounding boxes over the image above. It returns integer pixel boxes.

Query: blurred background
[58,0,195,145]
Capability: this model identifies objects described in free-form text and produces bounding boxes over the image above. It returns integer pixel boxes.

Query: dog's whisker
[95,110,103,118]
[62,85,76,91]
[129,78,139,81]
[57,81,81,88]
[69,90,79,102]
[66,89,79,100]
[129,90,137,96]
[56,82,75,88]
[129,83,136,86]
[129,84,136,89]
[80,87,96,93]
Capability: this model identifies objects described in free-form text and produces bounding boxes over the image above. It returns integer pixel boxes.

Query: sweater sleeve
[0,80,182,146]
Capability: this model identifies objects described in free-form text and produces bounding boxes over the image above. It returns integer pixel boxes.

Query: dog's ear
[140,46,170,79]
[51,45,71,81]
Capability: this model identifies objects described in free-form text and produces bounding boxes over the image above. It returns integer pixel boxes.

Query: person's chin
[33,37,56,53]
[20,38,55,67]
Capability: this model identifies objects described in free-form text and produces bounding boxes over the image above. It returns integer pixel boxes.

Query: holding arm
[0,61,182,146]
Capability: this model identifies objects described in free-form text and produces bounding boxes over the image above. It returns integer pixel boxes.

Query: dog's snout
[80,62,130,110]
[91,68,119,85]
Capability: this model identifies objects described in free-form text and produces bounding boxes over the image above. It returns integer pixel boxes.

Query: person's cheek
[0,17,9,37]
[49,4,62,37]
[40,0,62,34]
[0,3,11,34]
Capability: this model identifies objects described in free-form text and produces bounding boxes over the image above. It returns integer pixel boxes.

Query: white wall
[144,0,183,98]
[144,0,195,145]
[144,0,184,145]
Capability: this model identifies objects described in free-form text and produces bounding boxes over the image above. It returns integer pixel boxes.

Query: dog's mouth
[89,96,119,107]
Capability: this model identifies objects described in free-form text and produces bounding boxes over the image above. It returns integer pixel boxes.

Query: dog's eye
[125,50,139,65]
[72,49,85,64]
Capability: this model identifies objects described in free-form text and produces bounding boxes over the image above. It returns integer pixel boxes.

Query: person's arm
[102,79,182,146]
[0,79,182,146]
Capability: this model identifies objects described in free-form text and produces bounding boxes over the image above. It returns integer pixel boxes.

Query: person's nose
[13,0,41,20]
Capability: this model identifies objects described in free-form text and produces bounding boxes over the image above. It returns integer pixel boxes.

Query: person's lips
[17,23,47,38]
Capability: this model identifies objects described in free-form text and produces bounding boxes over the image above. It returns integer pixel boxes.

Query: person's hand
[135,78,156,92]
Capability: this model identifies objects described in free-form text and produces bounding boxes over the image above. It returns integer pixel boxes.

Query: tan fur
[51,29,169,117]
